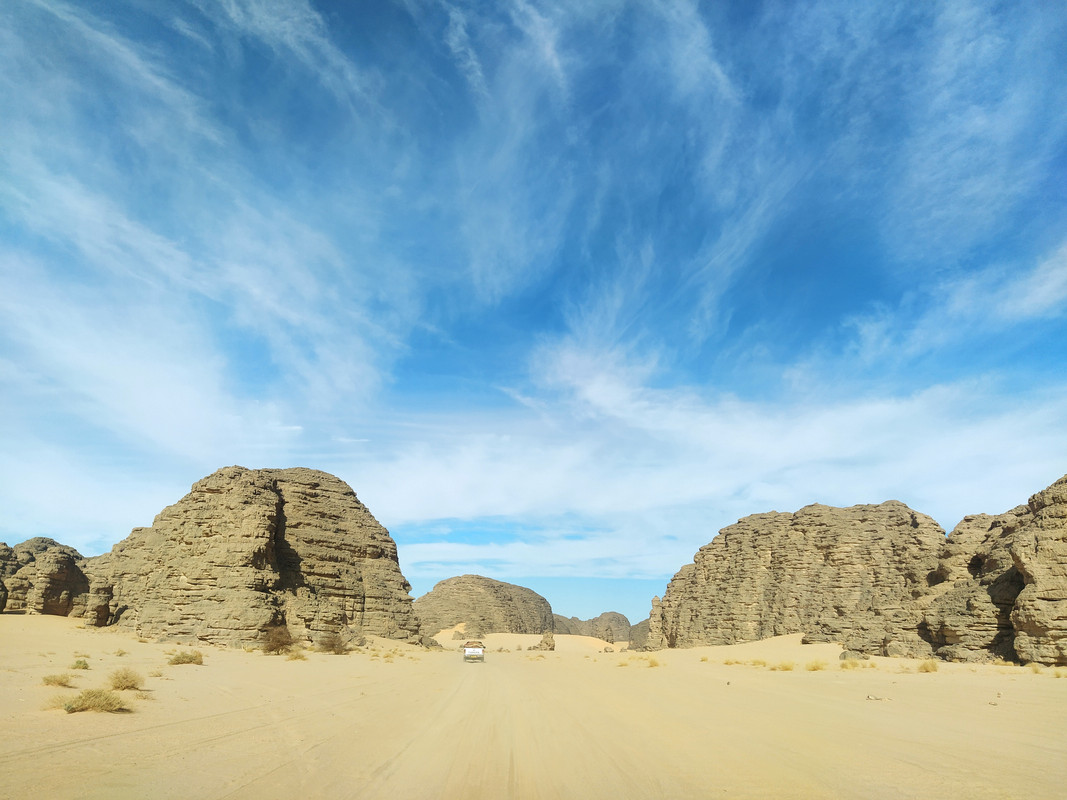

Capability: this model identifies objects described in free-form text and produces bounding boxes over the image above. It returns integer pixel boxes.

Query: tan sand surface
[2,614,1065,799]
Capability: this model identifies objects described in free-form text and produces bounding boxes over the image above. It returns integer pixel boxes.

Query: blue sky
[2,0,1066,623]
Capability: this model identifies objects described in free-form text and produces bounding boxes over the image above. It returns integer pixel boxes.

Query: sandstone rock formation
[553,612,631,643]
[921,476,1067,665]
[646,475,1067,665]
[920,511,1025,662]
[647,501,945,656]
[85,466,420,648]
[529,631,555,651]
[628,618,650,649]
[0,538,89,616]
[414,575,554,637]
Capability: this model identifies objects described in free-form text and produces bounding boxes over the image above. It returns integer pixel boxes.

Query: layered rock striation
[414,575,554,637]
[647,501,945,656]
[88,466,421,647]
[647,475,1067,665]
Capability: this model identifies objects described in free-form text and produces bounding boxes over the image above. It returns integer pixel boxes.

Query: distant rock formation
[0,538,89,616]
[553,612,630,643]
[414,575,554,637]
[628,619,650,649]
[80,466,421,648]
[647,475,1067,665]
[647,501,945,657]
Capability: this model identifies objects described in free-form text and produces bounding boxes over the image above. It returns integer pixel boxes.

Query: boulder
[414,575,553,637]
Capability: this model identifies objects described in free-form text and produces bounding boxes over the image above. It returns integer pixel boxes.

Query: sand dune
[1,615,1065,799]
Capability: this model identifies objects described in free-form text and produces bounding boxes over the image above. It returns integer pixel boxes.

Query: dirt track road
[2,620,1065,800]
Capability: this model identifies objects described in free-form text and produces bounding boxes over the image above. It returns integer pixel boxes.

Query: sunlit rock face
[648,501,946,657]
[84,466,420,648]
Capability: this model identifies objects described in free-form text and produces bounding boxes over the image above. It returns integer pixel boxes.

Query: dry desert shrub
[262,626,293,655]
[316,634,348,655]
[42,673,73,687]
[70,659,89,670]
[58,689,129,714]
[918,660,939,673]
[114,649,128,657]
[748,659,767,668]
[700,656,709,662]
[286,649,308,661]
[770,661,795,671]
[806,660,828,671]
[646,657,660,668]
[616,660,629,667]
[840,658,861,670]
[108,668,144,691]
[148,670,163,678]
[1029,663,1044,674]
[1053,668,1066,679]
[168,650,203,665]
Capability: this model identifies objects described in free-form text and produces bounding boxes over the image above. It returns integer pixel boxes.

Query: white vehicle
[462,640,485,662]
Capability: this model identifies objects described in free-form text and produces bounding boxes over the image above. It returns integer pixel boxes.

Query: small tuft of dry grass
[918,660,939,673]
[108,668,144,691]
[806,660,828,671]
[114,649,127,657]
[769,661,795,672]
[1053,668,1066,679]
[57,689,129,714]
[1028,662,1044,674]
[148,670,163,678]
[42,673,73,687]
[840,658,861,670]
[748,659,767,668]
[617,660,629,667]
[70,659,90,670]
[699,656,709,662]
[168,650,203,666]
[286,649,308,661]
[646,657,660,668]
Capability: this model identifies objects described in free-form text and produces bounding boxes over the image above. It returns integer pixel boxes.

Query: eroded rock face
[1008,476,1067,665]
[0,539,89,615]
[88,466,420,648]
[553,612,631,643]
[647,502,945,656]
[921,512,1026,662]
[414,575,554,636]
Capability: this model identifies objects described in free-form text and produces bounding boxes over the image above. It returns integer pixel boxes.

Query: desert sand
[1,615,1065,800]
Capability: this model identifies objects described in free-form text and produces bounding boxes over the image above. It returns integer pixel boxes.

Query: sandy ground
[1,615,1065,800]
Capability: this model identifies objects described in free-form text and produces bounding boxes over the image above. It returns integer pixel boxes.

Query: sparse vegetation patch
[168,650,203,665]
[42,673,73,687]
[70,659,89,670]
[58,689,129,714]
[108,668,144,690]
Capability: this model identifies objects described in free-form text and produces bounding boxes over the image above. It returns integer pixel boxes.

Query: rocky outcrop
[414,575,554,637]
[920,512,1026,662]
[628,618,650,649]
[647,501,945,656]
[84,466,420,648]
[647,475,1067,665]
[529,631,555,651]
[0,538,89,615]
[553,612,630,643]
